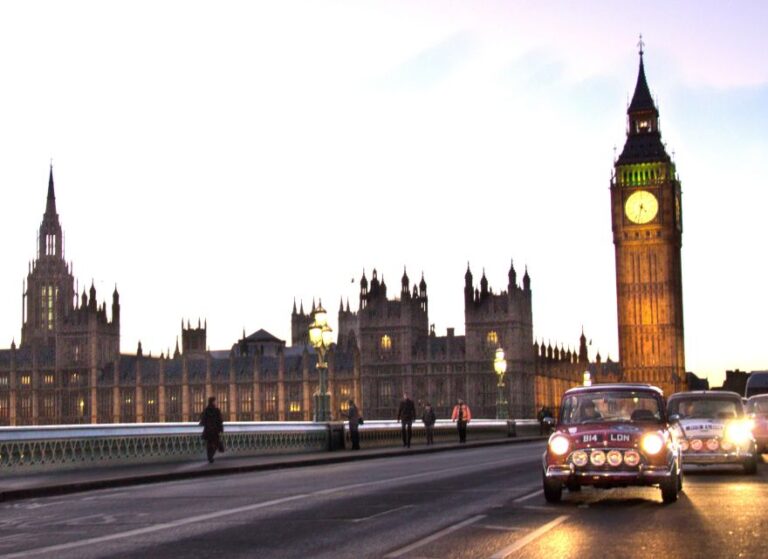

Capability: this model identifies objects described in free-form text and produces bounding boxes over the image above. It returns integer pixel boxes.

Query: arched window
[486,331,498,346]
[380,335,392,351]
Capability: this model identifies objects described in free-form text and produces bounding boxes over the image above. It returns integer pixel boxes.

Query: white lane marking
[521,505,555,512]
[351,505,414,523]
[513,488,543,503]
[0,454,535,559]
[480,524,524,532]
[488,515,569,559]
[383,515,486,558]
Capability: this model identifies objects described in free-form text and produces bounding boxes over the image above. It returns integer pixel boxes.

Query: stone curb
[0,436,546,503]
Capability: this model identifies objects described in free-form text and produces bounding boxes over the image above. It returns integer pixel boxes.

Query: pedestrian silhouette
[343,399,362,450]
[422,402,436,445]
[397,392,416,448]
[451,398,472,443]
[199,396,224,463]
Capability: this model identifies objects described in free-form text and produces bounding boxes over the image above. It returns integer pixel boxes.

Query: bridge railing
[0,419,541,474]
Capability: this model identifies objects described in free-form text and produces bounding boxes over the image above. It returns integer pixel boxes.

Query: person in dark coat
[343,399,362,450]
[397,392,416,448]
[199,396,224,463]
[421,402,436,445]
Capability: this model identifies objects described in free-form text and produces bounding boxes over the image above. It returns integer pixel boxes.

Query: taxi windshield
[669,397,743,420]
[747,398,768,415]
[560,391,662,425]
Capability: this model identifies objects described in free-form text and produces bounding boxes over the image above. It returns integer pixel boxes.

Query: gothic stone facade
[0,175,610,426]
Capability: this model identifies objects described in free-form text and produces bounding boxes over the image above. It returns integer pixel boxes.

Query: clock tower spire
[610,43,685,396]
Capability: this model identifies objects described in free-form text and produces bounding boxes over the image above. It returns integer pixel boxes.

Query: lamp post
[494,347,508,420]
[308,303,333,422]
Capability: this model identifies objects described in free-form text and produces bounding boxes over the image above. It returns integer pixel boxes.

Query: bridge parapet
[0,419,540,474]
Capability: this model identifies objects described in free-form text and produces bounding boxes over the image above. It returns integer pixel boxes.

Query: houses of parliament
[0,50,685,426]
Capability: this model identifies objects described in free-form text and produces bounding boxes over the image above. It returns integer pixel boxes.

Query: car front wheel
[744,455,757,475]
[660,467,679,504]
[542,471,562,503]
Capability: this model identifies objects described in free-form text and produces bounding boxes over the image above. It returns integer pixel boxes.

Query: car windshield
[560,390,662,425]
[747,398,768,415]
[669,396,743,420]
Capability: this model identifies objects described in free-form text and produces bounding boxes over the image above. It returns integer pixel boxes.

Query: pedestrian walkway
[0,435,544,503]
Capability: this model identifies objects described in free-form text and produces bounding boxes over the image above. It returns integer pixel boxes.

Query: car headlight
[607,450,623,466]
[641,433,665,455]
[705,438,720,451]
[725,420,753,446]
[690,438,703,451]
[590,450,606,466]
[572,450,588,467]
[679,439,689,451]
[624,450,640,466]
[549,435,570,456]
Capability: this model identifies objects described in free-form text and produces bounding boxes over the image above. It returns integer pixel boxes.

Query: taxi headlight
[721,440,733,451]
[572,450,588,467]
[641,433,665,455]
[705,438,720,451]
[590,450,606,466]
[679,439,689,451]
[607,450,623,466]
[690,438,703,451]
[725,420,753,446]
[549,435,570,456]
[624,450,640,466]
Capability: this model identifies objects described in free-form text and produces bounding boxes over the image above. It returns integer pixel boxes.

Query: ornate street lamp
[494,347,509,420]
[309,302,333,422]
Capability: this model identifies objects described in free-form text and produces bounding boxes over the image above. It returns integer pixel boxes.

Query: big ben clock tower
[611,42,685,396]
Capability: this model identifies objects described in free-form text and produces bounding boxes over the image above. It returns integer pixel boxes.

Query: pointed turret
[480,268,488,298]
[464,262,473,304]
[508,259,517,290]
[523,266,531,292]
[292,298,297,315]
[401,267,410,299]
[579,327,589,363]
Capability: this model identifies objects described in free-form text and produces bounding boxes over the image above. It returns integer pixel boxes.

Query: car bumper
[545,464,673,484]
[681,451,754,465]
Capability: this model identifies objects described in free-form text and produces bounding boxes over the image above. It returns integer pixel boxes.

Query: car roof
[668,390,742,400]
[563,383,663,396]
[748,394,768,401]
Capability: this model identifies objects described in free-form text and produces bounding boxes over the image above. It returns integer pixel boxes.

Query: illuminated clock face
[625,190,659,224]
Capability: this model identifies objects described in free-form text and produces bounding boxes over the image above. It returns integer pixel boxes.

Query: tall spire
[628,35,656,115]
[45,162,57,217]
[616,39,669,166]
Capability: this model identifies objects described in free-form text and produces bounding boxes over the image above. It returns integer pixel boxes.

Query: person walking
[199,396,224,463]
[451,398,472,443]
[397,392,416,448]
[422,402,436,445]
[344,399,362,450]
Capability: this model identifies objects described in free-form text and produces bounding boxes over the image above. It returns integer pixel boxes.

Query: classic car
[745,394,768,453]
[667,391,757,474]
[542,383,682,504]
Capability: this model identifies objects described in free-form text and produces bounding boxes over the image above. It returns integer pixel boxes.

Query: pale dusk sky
[0,1,766,387]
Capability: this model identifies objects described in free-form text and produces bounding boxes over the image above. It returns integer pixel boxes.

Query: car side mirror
[668,413,680,423]
[543,417,555,427]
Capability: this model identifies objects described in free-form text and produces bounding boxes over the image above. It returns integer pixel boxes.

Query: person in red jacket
[451,398,472,443]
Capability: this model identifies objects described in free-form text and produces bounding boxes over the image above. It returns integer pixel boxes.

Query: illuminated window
[44,374,54,385]
[486,331,498,346]
[70,372,80,384]
[21,375,31,386]
[380,335,392,351]
[0,376,8,386]
[289,401,301,413]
